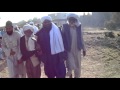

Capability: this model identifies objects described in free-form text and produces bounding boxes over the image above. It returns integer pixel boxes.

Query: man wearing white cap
[62,13,86,78]
[19,24,41,78]
[36,16,66,78]
[29,22,39,34]
[1,21,26,78]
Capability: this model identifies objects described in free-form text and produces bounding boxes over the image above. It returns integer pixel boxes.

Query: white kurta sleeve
[1,36,11,57]
[16,32,23,60]
[17,48,22,60]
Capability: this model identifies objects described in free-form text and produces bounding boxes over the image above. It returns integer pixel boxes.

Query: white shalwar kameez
[2,32,26,78]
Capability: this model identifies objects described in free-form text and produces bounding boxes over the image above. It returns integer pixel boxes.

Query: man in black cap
[1,21,26,78]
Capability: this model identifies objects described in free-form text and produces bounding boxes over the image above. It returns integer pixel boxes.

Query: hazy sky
[0,12,91,27]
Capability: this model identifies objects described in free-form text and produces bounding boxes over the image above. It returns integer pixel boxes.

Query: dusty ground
[0,29,120,78]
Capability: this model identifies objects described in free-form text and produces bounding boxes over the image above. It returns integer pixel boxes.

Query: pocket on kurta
[4,38,10,48]
[12,40,17,47]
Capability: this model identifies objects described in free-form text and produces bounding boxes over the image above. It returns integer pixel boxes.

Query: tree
[105,12,120,30]
[80,12,112,28]
[27,19,32,23]
[111,12,120,28]
[92,12,112,27]
[32,17,38,24]
[17,20,27,27]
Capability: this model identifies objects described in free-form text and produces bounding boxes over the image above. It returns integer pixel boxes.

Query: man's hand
[17,59,23,64]
[37,50,42,55]
[83,51,86,57]
[10,49,15,56]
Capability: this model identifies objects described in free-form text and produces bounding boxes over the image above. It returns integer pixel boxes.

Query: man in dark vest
[62,13,86,78]
[19,24,41,78]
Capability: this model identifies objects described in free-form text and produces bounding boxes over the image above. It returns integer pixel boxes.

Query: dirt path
[81,33,105,78]
[0,32,106,78]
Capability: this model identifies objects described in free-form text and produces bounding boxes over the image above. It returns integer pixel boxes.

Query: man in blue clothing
[36,16,66,78]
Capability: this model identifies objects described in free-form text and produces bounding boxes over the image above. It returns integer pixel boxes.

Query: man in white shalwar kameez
[1,21,26,78]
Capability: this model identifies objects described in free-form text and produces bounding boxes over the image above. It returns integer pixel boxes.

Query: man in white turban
[36,16,66,78]
[19,24,41,78]
[62,13,86,78]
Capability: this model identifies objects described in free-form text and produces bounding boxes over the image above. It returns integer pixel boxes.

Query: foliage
[105,12,120,30]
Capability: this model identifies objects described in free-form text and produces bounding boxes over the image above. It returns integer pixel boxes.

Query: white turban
[23,24,34,32]
[29,21,34,25]
[67,13,79,20]
[67,13,81,27]
[41,16,52,23]
[23,24,36,51]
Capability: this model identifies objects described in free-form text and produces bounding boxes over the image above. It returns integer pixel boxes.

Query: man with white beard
[19,24,41,78]
[62,13,86,78]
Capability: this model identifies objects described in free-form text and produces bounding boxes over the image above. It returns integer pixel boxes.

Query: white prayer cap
[41,16,52,23]
[23,24,34,32]
[29,21,34,25]
[26,23,29,25]
[14,25,18,28]
[67,13,79,20]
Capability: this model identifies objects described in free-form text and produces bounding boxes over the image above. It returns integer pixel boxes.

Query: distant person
[19,26,24,35]
[62,13,86,78]
[1,21,26,78]
[1,29,6,36]
[0,32,4,60]
[54,23,62,32]
[14,25,24,36]
[29,22,39,34]
[0,31,2,41]
[36,24,41,30]
[58,26,62,31]
[54,23,57,25]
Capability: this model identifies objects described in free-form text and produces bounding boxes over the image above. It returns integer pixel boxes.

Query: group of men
[1,13,86,78]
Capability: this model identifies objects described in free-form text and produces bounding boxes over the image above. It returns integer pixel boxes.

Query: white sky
[0,12,91,27]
